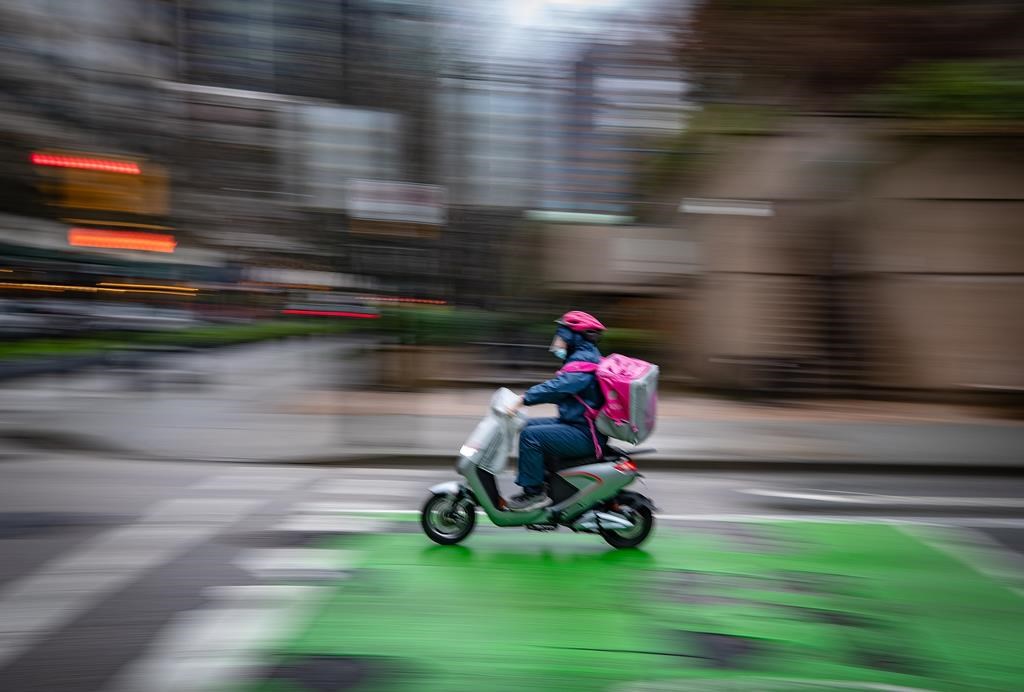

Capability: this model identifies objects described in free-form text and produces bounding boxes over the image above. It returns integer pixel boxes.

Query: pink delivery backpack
[560,354,659,454]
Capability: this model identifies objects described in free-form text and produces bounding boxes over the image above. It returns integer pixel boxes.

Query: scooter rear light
[613,460,638,473]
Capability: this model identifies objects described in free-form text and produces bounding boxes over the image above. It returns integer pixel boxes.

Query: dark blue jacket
[522,337,604,428]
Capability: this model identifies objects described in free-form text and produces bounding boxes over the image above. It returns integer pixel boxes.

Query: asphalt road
[2,455,1024,691]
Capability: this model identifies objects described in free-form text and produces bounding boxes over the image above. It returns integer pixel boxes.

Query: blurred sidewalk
[0,339,1021,468]
[272,389,1024,469]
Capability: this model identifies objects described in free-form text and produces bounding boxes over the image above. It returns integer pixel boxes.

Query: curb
[4,432,1023,474]
[0,354,111,381]
[746,498,1024,515]
[203,452,1024,475]
[0,429,140,457]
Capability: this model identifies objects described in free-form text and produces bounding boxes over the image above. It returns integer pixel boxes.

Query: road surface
[2,455,1024,690]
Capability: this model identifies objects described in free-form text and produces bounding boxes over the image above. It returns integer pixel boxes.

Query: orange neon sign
[68,228,177,253]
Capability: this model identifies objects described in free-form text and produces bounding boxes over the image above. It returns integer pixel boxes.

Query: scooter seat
[547,456,597,472]
[547,448,627,472]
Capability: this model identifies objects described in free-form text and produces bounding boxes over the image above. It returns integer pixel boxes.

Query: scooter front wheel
[421,493,476,545]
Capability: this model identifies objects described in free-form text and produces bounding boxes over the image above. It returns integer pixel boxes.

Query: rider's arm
[521,371,593,406]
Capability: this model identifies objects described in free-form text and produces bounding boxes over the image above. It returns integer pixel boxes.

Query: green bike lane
[234,519,1024,692]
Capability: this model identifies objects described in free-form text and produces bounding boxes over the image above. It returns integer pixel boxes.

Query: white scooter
[420,388,655,549]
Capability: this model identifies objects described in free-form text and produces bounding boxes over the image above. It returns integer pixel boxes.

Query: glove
[504,395,524,417]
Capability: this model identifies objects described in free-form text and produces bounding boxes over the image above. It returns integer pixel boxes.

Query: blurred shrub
[0,338,119,361]
[378,305,504,346]
[522,324,660,359]
[863,60,1024,121]
[377,308,661,355]
[132,320,353,348]
[600,328,661,358]
[523,322,559,343]
[0,320,353,360]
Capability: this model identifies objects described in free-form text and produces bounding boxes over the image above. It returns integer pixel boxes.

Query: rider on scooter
[505,311,607,511]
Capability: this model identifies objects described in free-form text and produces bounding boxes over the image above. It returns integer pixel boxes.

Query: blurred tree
[681,0,1024,110]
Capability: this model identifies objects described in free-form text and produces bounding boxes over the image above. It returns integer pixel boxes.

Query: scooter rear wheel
[421,493,476,545]
[599,497,654,549]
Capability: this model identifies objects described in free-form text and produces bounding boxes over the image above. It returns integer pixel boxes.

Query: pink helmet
[556,310,606,333]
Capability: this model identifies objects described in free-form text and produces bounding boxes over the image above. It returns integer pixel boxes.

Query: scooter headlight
[459,445,478,458]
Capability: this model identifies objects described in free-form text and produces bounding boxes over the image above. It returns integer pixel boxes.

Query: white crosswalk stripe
[189,473,312,492]
[330,467,449,478]
[313,478,424,497]
[104,472,387,692]
[0,498,262,671]
[234,548,356,581]
[274,513,387,533]
[294,500,414,514]
[107,585,325,692]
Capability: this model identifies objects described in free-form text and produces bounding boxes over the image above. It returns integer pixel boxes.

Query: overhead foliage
[682,0,1024,110]
[863,59,1024,120]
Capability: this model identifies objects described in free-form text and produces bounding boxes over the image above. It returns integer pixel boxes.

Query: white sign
[245,268,374,289]
[679,198,774,217]
[346,180,446,226]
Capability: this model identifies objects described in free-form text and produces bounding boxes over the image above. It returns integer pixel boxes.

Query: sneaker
[507,491,552,512]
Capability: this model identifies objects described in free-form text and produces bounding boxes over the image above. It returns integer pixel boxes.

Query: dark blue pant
[516,417,600,492]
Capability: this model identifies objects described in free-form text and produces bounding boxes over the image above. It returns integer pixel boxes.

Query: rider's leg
[513,418,561,490]
[510,423,595,511]
[528,423,596,466]
[515,424,557,492]
[524,417,560,428]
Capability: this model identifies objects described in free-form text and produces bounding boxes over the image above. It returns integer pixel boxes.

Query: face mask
[549,329,571,362]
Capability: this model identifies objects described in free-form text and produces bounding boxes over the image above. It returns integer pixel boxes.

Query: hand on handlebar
[503,396,524,417]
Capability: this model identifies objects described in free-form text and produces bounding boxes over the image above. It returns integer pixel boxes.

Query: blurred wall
[680,118,1024,395]
[538,222,698,383]
[543,223,698,294]
[860,138,1024,392]
[683,119,862,391]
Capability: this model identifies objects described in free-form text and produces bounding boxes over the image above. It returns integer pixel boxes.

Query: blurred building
[525,35,694,363]
[184,0,338,99]
[163,84,316,264]
[0,0,177,159]
[432,64,550,306]
[542,42,686,216]
[438,67,549,210]
[172,0,443,293]
[0,0,192,282]
[434,4,691,309]
[182,0,437,180]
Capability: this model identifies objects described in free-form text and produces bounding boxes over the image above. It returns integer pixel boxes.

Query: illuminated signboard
[32,151,168,216]
[68,228,177,253]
